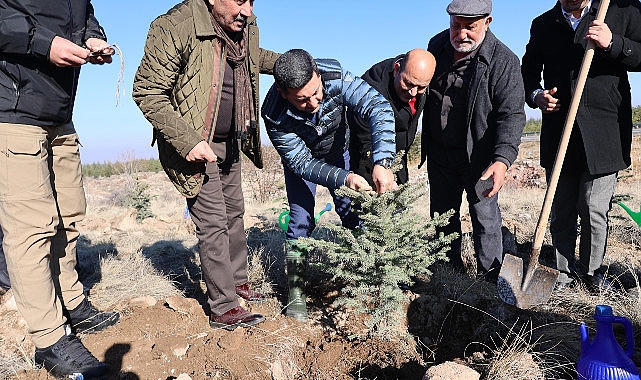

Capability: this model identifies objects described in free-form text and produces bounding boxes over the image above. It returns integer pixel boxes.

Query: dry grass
[89,252,182,308]
[484,321,571,380]
[4,137,641,379]
[0,340,34,379]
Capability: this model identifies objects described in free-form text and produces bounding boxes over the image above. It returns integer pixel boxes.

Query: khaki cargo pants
[0,122,86,348]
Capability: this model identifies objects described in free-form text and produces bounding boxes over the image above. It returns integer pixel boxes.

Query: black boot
[34,328,106,378]
[67,298,120,335]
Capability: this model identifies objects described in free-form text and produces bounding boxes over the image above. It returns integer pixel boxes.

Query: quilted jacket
[133,0,278,197]
[262,58,396,190]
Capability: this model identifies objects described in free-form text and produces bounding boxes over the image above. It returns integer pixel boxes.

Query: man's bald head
[394,49,436,104]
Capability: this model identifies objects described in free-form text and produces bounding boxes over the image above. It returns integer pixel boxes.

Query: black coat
[348,56,425,185]
[422,30,525,176]
[0,0,107,126]
[521,0,641,175]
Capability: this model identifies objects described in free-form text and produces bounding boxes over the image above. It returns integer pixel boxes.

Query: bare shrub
[0,340,34,379]
[247,245,275,297]
[242,146,286,203]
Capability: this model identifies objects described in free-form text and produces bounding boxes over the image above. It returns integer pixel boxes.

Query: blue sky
[75,0,641,163]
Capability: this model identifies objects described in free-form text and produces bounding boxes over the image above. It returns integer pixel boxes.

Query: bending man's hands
[372,165,398,194]
[346,173,373,193]
[186,141,217,163]
[479,161,508,198]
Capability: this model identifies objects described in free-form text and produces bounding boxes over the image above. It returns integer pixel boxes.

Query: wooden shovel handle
[530,0,611,260]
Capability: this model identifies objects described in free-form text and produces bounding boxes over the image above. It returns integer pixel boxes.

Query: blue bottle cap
[595,304,613,316]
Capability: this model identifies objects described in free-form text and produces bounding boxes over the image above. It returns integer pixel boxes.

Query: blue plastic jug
[577,305,640,380]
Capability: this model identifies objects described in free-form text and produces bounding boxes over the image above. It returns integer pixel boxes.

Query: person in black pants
[421,0,525,281]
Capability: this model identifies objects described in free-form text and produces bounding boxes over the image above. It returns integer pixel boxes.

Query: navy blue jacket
[262,59,396,190]
[0,0,107,126]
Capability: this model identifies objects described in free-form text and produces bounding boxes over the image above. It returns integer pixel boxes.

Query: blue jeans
[284,150,359,241]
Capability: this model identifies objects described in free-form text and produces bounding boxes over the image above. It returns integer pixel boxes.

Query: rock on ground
[423,361,480,380]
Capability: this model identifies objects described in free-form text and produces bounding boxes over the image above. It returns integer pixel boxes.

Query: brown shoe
[235,283,266,302]
[209,306,265,331]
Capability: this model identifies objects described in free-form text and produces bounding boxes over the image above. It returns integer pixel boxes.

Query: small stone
[423,361,480,380]
[176,374,192,380]
[130,296,157,308]
[172,342,190,357]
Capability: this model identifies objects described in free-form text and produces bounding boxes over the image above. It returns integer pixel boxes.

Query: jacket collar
[474,29,498,66]
[192,0,256,38]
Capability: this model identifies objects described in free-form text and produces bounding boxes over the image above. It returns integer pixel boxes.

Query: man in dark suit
[521,0,641,291]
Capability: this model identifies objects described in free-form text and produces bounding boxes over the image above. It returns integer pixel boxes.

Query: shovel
[497,0,611,309]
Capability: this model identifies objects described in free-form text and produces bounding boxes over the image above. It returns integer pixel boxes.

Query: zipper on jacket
[66,0,74,39]
[1,60,20,111]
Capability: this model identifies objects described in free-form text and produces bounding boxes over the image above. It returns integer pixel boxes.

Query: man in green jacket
[133,0,278,330]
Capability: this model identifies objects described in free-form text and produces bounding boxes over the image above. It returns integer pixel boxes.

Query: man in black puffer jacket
[349,49,436,185]
[0,1,120,377]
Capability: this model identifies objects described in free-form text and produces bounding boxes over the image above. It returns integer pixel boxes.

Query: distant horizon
[74,0,641,164]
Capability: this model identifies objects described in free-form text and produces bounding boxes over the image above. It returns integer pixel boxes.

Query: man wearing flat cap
[420,0,525,281]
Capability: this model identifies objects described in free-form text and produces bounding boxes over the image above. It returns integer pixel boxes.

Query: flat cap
[446,0,492,17]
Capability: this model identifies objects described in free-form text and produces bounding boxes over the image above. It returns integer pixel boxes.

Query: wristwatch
[531,88,544,103]
[375,158,394,170]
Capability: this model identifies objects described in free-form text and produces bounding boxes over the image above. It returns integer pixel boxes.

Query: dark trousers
[428,160,503,273]
[547,169,616,283]
[0,229,9,291]
[284,150,359,241]
[187,148,248,317]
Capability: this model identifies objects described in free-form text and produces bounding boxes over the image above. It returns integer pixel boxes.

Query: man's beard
[451,33,486,54]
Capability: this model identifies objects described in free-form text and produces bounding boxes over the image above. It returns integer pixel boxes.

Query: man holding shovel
[521,0,641,292]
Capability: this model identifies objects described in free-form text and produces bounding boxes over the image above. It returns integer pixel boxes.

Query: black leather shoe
[68,298,120,335]
[235,283,266,302]
[209,306,265,331]
[34,330,106,378]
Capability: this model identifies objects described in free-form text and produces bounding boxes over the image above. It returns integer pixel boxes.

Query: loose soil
[2,139,641,379]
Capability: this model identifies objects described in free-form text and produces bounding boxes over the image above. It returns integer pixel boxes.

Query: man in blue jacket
[262,49,397,321]
[0,1,119,377]
[421,0,526,282]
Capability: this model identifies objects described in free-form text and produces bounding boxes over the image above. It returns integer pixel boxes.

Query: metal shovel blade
[497,251,559,309]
